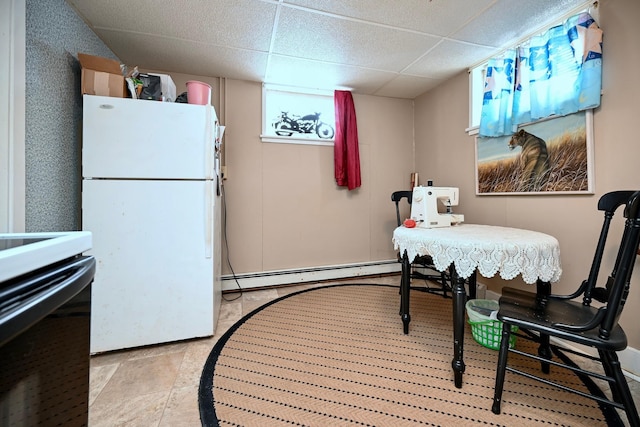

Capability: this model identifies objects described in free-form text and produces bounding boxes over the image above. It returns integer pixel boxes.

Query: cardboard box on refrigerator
[78,53,126,98]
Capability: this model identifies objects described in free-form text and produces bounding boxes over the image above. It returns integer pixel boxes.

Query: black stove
[0,232,95,426]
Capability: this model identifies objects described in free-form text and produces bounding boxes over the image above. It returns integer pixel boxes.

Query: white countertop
[0,232,93,282]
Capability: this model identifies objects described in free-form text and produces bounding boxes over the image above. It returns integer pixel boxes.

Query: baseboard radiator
[221,260,400,292]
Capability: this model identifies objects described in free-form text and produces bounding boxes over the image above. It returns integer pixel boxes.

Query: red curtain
[334,90,361,190]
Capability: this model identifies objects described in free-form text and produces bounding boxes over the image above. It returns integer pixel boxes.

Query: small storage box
[466,299,517,350]
[78,53,126,98]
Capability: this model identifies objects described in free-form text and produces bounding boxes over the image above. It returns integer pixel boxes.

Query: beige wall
[221,79,414,275]
[414,0,640,347]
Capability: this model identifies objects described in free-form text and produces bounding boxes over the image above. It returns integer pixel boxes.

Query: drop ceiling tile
[273,6,440,72]
[265,55,398,95]
[452,0,591,48]
[284,0,494,35]
[405,39,498,79]
[68,0,276,51]
[373,75,444,99]
[65,0,593,99]
[96,29,268,82]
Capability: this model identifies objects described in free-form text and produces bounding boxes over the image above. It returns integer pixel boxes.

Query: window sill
[261,134,334,146]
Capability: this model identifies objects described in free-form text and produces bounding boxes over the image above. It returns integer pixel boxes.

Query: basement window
[261,84,335,146]
[467,63,486,136]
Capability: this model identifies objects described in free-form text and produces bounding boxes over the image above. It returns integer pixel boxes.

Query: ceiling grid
[66,0,593,98]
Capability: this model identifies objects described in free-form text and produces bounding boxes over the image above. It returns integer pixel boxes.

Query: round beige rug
[199,284,619,426]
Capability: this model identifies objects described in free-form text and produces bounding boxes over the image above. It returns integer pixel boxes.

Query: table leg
[400,251,411,334]
[468,269,477,300]
[536,279,552,373]
[451,268,466,388]
[536,279,551,300]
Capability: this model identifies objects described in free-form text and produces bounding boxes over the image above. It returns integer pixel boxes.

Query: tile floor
[88,275,640,426]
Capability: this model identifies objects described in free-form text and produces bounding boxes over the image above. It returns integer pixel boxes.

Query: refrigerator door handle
[205,107,214,179]
[205,180,213,259]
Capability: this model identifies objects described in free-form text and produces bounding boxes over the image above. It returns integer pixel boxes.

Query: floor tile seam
[98,351,188,411]
[168,350,191,392]
[156,389,175,427]
[161,384,204,425]
[89,362,122,409]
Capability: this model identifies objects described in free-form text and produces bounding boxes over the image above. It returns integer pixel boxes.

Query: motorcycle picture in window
[273,111,335,139]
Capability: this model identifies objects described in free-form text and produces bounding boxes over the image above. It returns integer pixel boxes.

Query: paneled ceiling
[66,0,593,99]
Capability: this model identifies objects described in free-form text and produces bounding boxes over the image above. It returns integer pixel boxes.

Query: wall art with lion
[475,110,594,195]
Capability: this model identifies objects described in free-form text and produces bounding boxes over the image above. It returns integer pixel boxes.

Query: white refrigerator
[82,95,222,353]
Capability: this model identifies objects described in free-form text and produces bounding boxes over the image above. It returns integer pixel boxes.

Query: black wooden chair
[500,190,636,374]
[491,190,640,426]
[391,190,450,296]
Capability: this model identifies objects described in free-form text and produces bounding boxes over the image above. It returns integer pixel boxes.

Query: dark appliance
[0,234,95,426]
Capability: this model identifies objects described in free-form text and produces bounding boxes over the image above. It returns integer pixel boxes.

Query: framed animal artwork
[475,110,594,195]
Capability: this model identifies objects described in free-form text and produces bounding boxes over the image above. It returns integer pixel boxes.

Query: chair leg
[602,351,640,427]
[492,321,513,414]
[538,333,551,374]
[599,349,623,404]
[440,271,448,297]
[467,271,477,300]
[398,270,402,314]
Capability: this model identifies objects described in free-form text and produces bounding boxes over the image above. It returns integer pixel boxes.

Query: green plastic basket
[466,299,517,351]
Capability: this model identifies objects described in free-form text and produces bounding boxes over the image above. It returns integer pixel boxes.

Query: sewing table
[393,223,562,388]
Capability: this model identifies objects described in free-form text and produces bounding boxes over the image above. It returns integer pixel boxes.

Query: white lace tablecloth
[393,224,562,284]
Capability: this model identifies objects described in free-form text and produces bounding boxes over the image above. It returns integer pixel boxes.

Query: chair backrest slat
[391,191,413,227]
[599,191,640,339]
[583,191,637,305]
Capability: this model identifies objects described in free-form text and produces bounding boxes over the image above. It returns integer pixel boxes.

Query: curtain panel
[334,90,361,190]
[480,12,602,137]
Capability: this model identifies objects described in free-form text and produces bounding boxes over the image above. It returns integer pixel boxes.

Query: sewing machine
[410,186,465,228]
